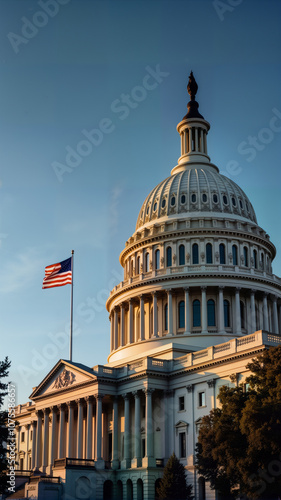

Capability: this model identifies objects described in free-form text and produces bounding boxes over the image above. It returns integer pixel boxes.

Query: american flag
[42,257,72,289]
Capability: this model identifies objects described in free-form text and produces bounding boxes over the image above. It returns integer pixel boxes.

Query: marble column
[152,292,158,338]
[58,404,65,459]
[129,299,134,343]
[131,391,141,468]
[218,287,224,333]
[25,424,30,470]
[140,295,145,341]
[42,408,50,469]
[184,288,191,334]
[31,420,36,469]
[235,288,242,335]
[49,407,57,468]
[201,287,207,333]
[121,394,131,469]
[250,290,256,333]
[35,410,42,469]
[95,394,104,469]
[167,290,173,335]
[142,389,155,467]
[114,308,118,349]
[67,402,74,458]
[76,399,84,459]
[263,293,269,331]
[120,303,125,346]
[111,396,119,470]
[86,397,93,460]
[272,296,279,334]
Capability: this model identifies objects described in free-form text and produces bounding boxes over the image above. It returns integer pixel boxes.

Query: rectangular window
[21,432,25,442]
[179,396,185,411]
[179,432,186,458]
[198,392,206,407]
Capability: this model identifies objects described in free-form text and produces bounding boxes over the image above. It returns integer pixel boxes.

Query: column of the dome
[114,308,118,350]
[139,295,145,341]
[152,292,158,338]
[263,293,269,331]
[218,287,225,334]
[129,299,134,343]
[235,288,242,335]
[250,291,256,333]
[120,303,125,346]
[272,296,279,334]
[201,287,207,334]
[184,287,191,334]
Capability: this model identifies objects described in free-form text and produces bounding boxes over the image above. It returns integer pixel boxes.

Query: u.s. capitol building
[12,73,281,500]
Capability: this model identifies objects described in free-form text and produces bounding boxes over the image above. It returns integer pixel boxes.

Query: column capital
[57,404,66,411]
[31,419,36,427]
[94,393,104,401]
[35,410,43,417]
[42,407,50,415]
[235,287,241,292]
[263,292,269,298]
[207,379,216,388]
[122,393,130,400]
[24,423,30,430]
[143,388,154,396]
[85,395,94,404]
[49,406,57,413]
[184,286,190,292]
[218,286,225,291]
[164,389,173,397]
[132,390,140,398]
[186,385,193,393]
[250,289,256,295]
[272,295,277,303]
[201,286,207,292]
[66,401,75,409]
[75,398,84,406]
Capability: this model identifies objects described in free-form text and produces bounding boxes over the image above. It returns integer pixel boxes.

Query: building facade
[11,73,281,500]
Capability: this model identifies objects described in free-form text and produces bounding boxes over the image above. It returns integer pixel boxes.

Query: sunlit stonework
[11,74,281,500]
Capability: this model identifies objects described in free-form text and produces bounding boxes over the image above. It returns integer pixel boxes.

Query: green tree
[156,453,193,500]
[0,357,11,494]
[195,345,281,500]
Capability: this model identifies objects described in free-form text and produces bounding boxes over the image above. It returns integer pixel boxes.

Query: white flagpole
[70,250,74,361]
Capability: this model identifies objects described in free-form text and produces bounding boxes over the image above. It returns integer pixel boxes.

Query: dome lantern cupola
[173,71,212,173]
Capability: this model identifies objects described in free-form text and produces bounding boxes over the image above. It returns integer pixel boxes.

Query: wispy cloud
[0,247,46,293]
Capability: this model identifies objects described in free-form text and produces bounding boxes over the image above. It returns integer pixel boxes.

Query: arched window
[166,246,172,267]
[261,253,264,270]
[155,249,160,270]
[164,304,168,331]
[244,246,248,267]
[192,243,199,264]
[193,300,201,327]
[207,299,216,326]
[179,244,185,265]
[136,256,140,275]
[219,243,225,264]
[240,301,245,329]
[145,252,149,272]
[232,245,238,266]
[206,243,212,264]
[224,299,230,327]
[253,249,257,269]
[130,260,134,277]
[178,301,185,328]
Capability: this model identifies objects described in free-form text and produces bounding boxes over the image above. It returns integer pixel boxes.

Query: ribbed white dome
[136,166,257,230]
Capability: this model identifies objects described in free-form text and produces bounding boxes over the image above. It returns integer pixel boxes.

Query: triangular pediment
[175,420,189,428]
[30,360,97,399]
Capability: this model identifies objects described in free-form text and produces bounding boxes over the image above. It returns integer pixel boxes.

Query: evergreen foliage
[0,357,11,494]
[156,452,193,500]
[196,345,281,499]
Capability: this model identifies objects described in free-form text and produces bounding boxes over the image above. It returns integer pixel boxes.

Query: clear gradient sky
[1,0,281,404]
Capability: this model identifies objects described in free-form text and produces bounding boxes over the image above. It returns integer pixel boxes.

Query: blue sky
[0,0,280,404]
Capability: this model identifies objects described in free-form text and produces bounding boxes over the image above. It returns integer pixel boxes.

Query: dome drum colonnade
[107,71,281,362]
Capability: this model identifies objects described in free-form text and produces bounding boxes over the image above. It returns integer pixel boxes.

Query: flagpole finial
[72,249,74,254]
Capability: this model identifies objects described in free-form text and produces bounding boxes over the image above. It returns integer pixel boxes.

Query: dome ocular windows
[239,199,243,209]
[153,202,157,211]
[191,193,197,203]
[171,196,176,206]
[180,194,186,204]
[213,193,218,204]
[232,197,237,207]
[223,195,228,205]
[202,193,207,203]
[161,199,166,209]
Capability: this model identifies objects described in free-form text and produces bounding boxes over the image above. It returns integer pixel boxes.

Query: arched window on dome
[164,304,168,331]
[155,249,160,270]
[240,301,245,329]
[178,301,185,329]
[253,249,257,269]
[130,260,134,277]
[145,252,149,273]
[232,245,238,266]
[179,245,185,265]
[207,299,216,327]
[136,256,140,275]
[261,253,264,270]
[219,243,226,264]
[243,246,248,267]
[166,246,172,267]
[193,300,201,327]
[206,243,212,264]
[224,299,230,327]
[192,243,199,264]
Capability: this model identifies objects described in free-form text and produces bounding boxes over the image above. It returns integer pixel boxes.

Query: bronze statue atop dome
[187,71,198,101]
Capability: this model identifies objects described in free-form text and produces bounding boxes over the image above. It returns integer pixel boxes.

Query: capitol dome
[106,72,280,365]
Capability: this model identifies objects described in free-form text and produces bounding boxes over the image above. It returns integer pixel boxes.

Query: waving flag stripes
[42,257,72,289]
